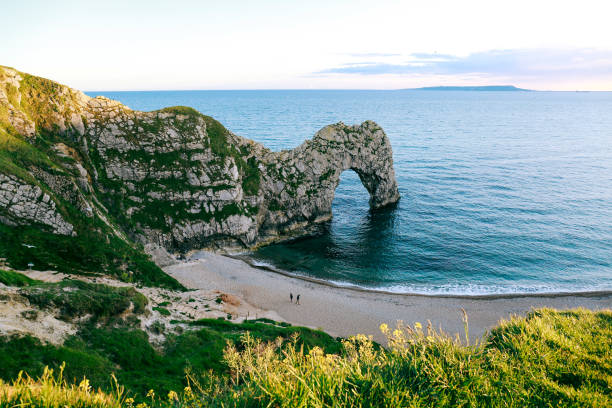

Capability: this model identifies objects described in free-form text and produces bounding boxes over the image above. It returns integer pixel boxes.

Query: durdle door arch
[257,121,401,241]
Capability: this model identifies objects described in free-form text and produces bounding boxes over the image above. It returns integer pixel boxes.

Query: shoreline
[228,253,612,300]
[165,252,612,344]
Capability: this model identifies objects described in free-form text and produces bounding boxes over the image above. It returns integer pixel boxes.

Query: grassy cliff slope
[0,307,610,407]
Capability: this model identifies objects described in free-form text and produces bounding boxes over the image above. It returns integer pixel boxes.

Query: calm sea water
[88,90,612,295]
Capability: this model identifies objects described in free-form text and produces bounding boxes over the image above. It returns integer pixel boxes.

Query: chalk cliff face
[0,66,399,258]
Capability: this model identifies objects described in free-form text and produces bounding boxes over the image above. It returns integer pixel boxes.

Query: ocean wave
[238,254,612,297]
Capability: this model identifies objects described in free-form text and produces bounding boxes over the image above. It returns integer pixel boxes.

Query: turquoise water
[88,90,612,295]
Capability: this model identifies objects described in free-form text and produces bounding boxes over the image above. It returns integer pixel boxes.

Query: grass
[0,365,122,408]
[0,224,184,290]
[0,269,148,323]
[0,128,61,183]
[152,306,171,316]
[21,279,148,322]
[0,308,610,406]
[0,318,343,402]
[217,308,612,407]
[0,269,38,286]
[189,318,343,354]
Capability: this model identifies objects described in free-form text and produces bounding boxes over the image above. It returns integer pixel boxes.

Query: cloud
[319,49,612,80]
[345,52,401,58]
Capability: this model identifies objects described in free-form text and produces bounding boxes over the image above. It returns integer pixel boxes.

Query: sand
[165,252,612,344]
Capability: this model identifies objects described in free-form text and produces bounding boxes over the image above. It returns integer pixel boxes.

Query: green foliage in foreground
[0,319,342,402]
[200,308,612,407]
[0,366,122,408]
[1,308,610,407]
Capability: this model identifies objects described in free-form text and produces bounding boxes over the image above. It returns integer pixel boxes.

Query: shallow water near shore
[89,90,612,295]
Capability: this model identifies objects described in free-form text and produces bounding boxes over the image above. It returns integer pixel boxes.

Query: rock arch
[257,121,400,241]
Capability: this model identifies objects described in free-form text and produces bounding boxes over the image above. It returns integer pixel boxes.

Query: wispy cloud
[319,49,612,80]
[345,52,401,58]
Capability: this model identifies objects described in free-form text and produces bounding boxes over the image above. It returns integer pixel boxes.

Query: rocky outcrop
[0,174,74,235]
[257,121,400,242]
[0,66,399,254]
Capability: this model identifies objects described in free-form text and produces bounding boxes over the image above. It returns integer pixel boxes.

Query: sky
[2,0,612,91]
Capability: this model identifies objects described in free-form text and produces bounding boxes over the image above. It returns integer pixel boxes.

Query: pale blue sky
[2,0,612,90]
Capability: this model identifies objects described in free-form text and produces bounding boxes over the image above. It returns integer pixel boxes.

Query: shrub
[152,306,171,316]
[22,280,148,322]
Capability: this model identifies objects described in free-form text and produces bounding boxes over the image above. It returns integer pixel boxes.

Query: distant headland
[405,85,532,91]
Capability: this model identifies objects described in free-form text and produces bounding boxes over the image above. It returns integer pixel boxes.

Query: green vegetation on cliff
[0,127,68,189]
[1,271,341,401]
[1,68,182,289]
[0,308,610,407]
[22,280,148,322]
[1,66,265,286]
[0,136,181,289]
[0,225,183,289]
[201,114,261,196]
[0,268,37,286]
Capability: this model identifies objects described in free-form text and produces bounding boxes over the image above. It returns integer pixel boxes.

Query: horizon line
[84,88,612,93]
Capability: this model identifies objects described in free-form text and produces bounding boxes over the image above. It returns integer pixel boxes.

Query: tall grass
[0,308,610,407]
[215,307,612,407]
[0,364,122,408]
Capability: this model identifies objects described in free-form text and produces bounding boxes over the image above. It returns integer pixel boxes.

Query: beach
[165,252,612,344]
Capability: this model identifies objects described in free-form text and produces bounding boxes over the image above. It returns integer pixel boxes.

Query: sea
[87,90,612,296]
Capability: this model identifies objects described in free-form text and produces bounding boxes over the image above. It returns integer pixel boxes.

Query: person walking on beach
[296,294,300,305]
[290,293,293,303]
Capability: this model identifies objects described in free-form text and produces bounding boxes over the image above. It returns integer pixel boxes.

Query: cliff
[0,66,399,278]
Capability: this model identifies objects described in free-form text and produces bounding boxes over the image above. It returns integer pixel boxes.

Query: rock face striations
[257,121,400,243]
[0,66,399,260]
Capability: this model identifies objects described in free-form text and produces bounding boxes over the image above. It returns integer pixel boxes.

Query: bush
[152,306,171,316]
[22,280,148,322]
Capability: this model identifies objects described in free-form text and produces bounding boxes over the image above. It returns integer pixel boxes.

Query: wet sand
[164,252,612,344]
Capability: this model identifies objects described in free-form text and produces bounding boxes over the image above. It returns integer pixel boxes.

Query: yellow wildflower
[379,323,389,334]
[78,378,90,392]
[168,390,178,401]
[146,389,155,399]
[414,322,422,330]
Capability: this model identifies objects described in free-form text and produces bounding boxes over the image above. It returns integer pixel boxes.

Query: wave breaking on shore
[211,252,612,299]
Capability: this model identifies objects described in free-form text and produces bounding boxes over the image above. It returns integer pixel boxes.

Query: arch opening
[331,169,371,220]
